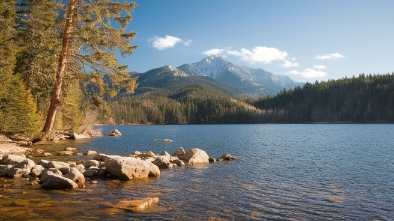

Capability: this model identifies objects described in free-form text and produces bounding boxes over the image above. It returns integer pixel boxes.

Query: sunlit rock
[47,161,70,175]
[41,174,78,190]
[14,159,35,170]
[105,157,160,180]
[151,156,171,169]
[2,154,26,166]
[182,148,209,165]
[30,165,44,177]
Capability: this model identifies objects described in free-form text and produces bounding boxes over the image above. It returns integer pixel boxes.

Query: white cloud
[315,53,345,60]
[287,70,300,75]
[314,65,327,70]
[227,46,288,64]
[149,35,184,50]
[283,59,299,68]
[203,48,225,56]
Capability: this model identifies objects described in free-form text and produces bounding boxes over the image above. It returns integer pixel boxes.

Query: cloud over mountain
[149,35,191,50]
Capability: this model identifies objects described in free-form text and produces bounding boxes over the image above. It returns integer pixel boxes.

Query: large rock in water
[105,157,160,180]
[65,168,86,188]
[182,148,209,165]
[47,161,70,174]
[41,174,78,190]
[106,129,122,136]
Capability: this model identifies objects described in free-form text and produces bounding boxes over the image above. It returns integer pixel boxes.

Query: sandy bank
[0,143,29,155]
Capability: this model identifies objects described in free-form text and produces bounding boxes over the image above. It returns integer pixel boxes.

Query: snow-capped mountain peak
[187,55,249,79]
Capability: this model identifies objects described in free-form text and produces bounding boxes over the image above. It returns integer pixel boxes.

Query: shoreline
[0,143,30,155]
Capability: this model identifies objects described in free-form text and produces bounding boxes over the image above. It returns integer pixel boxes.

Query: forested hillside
[253,74,394,123]
[104,85,262,124]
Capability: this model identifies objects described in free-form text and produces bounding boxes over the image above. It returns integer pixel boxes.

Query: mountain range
[130,55,303,98]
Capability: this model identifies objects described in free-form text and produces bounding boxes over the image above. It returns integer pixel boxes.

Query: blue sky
[120,0,394,82]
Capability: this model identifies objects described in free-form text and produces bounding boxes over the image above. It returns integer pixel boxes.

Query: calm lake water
[2,124,394,220]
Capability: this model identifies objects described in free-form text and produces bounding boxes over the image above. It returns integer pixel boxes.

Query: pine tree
[41,0,138,138]
[0,1,40,137]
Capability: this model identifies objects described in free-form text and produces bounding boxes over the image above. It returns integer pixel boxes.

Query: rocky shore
[0,129,237,211]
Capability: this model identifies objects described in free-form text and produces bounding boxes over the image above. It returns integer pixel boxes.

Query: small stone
[85,150,98,156]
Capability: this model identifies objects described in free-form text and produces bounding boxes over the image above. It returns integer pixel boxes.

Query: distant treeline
[253,73,394,123]
[102,73,394,124]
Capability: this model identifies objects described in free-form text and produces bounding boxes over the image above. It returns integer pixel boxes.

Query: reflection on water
[1,124,394,220]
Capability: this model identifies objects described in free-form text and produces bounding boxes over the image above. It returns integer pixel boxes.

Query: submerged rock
[105,157,160,180]
[217,153,238,161]
[113,197,159,212]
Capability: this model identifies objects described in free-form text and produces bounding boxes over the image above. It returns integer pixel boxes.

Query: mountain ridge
[130,55,303,98]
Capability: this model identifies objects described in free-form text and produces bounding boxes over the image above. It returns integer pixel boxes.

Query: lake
[1,124,394,220]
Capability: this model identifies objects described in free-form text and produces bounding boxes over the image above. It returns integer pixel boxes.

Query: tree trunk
[41,0,77,139]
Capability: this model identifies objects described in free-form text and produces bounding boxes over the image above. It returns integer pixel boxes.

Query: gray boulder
[182,148,209,165]
[65,168,85,188]
[37,159,50,168]
[6,168,30,178]
[30,165,45,177]
[41,174,78,190]
[39,169,63,183]
[105,157,160,180]
[2,154,26,166]
[83,167,99,177]
[47,161,70,174]
[14,159,35,170]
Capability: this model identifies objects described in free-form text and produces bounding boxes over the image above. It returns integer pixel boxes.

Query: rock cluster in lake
[0,147,237,191]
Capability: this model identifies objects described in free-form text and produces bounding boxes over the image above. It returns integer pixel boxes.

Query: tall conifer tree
[41,0,138,138]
